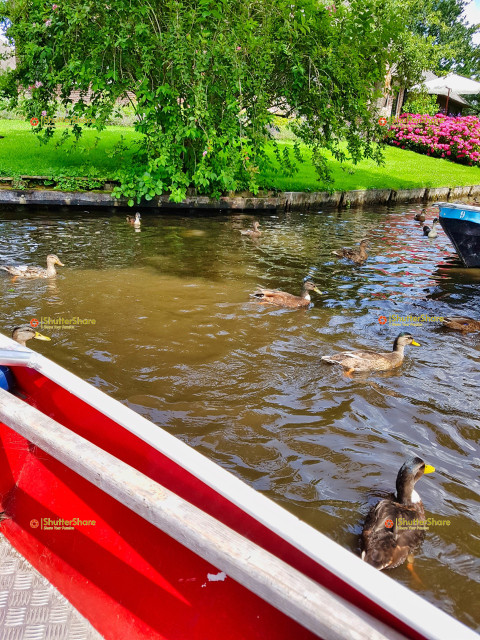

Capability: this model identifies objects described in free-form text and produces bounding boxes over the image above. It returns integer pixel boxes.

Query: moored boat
[436,201,480,267]
[0,331,477,640]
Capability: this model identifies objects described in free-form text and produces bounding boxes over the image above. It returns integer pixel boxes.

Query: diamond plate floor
[0,534,103,639]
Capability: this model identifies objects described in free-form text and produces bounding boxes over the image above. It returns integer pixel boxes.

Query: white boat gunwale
[0,334,477,640]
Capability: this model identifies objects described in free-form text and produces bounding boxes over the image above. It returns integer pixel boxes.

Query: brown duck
[361,456,435,571]
[250,281,322,308]
[126,213,141,227]
[1,254,64,278]
[12,325,51,346]
[240,221,261,238]
[321,332,420,375]
[442,316,480,332]
[332,239,368,264]
[414,209,427,222]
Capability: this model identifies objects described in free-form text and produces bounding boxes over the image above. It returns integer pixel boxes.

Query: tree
[412,0,480,77]
[0,0,435,201]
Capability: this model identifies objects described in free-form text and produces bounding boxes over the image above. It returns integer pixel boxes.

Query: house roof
[411,71,480,105]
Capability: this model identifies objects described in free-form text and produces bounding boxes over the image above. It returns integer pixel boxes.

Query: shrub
[384,113,480,166]
[402,90,439,116]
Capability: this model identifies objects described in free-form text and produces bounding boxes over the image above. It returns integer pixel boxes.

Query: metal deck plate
[0,534,103,639]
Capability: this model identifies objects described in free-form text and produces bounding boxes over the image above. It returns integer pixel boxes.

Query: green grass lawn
[1,119,479,192]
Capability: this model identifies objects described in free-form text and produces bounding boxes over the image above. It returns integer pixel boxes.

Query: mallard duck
[423,218,438,238]
[12,325,51,346]
[414,209,427,222]
[361,456,435,570]
[1,254,64,279]
[240,221,261,238]
[332,239,368,264]
[321,332,420,375]
[250,281,322,308]
[442,316,480,332]
[126,212,141,227]
[429,217,439,238]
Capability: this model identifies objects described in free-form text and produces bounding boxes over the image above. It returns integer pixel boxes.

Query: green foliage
[0,0,463,201]
[413,0,480,76]
[402,90,440,115]
[50,172,103,191]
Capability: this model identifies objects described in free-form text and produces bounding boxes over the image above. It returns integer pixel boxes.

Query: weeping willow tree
[0,0,434,201]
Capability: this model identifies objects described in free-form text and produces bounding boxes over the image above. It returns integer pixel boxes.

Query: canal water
[0,204,479,631]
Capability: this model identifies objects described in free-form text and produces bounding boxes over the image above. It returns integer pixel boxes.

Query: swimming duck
[250,281,322,308]
[12,325,51,346]
[332,239,368,264]
[442,316,480,332]
[321,332,420,375]
[423,218,438,238]
[240,221,261,238]
[361,456,435,570]
[126,212,141,227]
[1,254,64,278]
[414,209,427,222]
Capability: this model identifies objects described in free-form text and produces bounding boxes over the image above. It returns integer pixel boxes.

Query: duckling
[126,212,141,227]
[442,316,480,332]
[250,281,322,309]
[321,332,420,375]
[332,239,368,264]
[240,221,261,238]
[12,325,51,346]
[414,209,427,222]
[361,456,435,571]
[1,254,64,279]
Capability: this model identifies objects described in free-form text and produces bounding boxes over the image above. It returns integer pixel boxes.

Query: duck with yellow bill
[321,332,420,375]
[1,255,64,279]
[12,325,51,346]
[361,457,435,571]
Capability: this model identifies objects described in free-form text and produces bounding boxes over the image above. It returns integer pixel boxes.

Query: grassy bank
[1,119,479,192]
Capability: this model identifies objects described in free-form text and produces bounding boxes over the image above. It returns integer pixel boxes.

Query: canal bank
[0,181,478,211]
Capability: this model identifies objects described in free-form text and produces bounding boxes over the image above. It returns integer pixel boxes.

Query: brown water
[0,205,479,631]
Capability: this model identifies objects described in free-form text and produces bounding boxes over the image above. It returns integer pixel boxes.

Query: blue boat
[437,201,480,267]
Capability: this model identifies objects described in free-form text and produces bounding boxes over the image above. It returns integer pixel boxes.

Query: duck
[1,254,64,279]
[442,316,480,332]
[126,212,141,227]
[12,325,51,347]
[250,281,322,309]
[321,332,420,375]
[361,456,435,571]
[414,209,427,222]
[332,239,368,264]
[240,221,261,238]
[423,218,438,238]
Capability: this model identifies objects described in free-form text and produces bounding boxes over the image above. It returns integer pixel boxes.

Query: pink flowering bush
[384,114,480,167]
